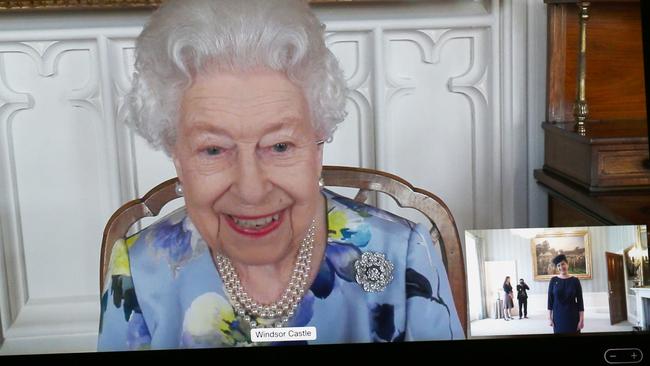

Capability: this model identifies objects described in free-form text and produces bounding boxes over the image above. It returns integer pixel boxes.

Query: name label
[250,326,317,342]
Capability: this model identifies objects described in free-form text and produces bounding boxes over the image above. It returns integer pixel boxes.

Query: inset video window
[465,225,649,338]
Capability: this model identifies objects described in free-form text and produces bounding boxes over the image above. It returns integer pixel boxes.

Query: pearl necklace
[215,219,316,328]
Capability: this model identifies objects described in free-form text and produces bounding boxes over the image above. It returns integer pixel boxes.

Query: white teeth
[232,214,279,229]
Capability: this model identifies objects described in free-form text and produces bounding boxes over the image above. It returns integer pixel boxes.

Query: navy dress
[547,276,584,334]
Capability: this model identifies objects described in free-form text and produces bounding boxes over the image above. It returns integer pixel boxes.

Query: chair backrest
[100,165,467,333]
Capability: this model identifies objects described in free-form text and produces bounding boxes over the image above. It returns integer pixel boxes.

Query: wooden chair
[100,165,467,333]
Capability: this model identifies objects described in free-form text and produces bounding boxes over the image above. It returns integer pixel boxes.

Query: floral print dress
[97,190,464,351]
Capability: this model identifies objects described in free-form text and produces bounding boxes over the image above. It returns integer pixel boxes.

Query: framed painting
[638,225,649,286]
[531,231,592,281]
[624,245,638,278]
[0,0,162,11]
[0,0,395,11]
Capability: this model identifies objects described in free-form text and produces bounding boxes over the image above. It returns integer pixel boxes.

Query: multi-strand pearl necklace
[215,219,317,328]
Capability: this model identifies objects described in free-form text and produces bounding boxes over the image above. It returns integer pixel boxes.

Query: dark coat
[516,283,529,300]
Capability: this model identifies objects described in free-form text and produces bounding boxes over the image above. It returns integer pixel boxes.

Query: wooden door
[605,252,627,325]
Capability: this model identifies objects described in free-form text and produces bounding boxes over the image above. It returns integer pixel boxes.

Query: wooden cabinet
[548,195,605,227]
[537,0,650,233]
[535,169,650,227]
[546,0,647,123]
[543,120,649,191]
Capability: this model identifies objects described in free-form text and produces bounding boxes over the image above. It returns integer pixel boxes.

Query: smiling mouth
[225,211,284,237]
[231,213,280,229]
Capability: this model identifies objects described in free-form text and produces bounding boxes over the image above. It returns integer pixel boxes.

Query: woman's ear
[172,151,184,183]
[315,138,325,178]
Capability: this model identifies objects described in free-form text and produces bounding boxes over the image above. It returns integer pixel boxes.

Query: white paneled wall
[0,1,547,354]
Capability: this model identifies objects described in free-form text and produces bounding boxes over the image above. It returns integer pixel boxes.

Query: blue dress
[547,276,584,334]
[97,190,464,350]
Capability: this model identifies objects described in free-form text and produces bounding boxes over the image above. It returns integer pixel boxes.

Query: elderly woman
[98,0,463,350]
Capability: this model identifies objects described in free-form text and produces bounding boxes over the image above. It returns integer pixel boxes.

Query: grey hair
[122,0,348,156]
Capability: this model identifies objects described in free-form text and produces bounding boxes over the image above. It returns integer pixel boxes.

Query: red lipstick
[224,210,284,237]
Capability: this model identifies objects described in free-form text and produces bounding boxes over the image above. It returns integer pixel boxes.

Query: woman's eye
[204,147,222,156]
[272,143,289,153]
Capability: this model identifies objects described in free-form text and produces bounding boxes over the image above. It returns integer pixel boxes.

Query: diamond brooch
[354,251,394,292]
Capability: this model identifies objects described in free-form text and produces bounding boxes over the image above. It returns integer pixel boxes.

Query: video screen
[465,225,649,338]
[0,0,649,362]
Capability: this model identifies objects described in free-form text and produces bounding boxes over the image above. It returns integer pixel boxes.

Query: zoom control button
[604,348,644,364]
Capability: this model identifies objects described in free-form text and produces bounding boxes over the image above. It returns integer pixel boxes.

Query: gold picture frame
[637,225,649,287]
[0,1,160,11]
[531,231,592,281]
[0,0,393,11]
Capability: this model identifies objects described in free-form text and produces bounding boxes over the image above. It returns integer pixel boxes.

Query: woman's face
[556,260,569,275]
[173,67,324,266]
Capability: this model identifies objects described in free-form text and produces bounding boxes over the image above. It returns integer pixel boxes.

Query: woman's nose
[231,150,272,205]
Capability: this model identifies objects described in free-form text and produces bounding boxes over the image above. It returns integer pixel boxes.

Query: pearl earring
[318,177,324,189]
[175,181,184,197]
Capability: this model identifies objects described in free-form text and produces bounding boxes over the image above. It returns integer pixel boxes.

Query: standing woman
[503,276,514,321]
[548,254,585,334]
